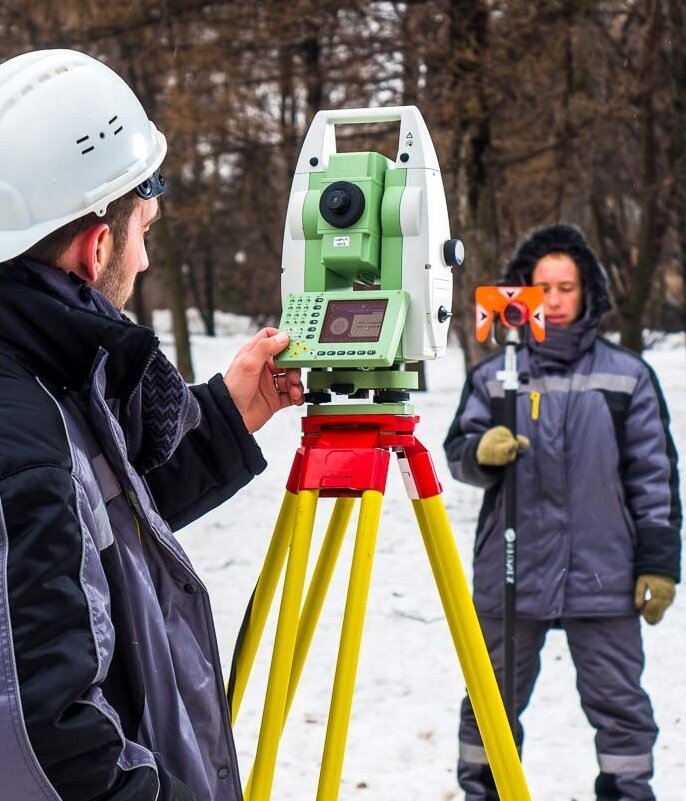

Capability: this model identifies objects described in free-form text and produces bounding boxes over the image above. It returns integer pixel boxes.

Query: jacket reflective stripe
[459,741,489,765]
[598,751,653,774]
[486,371,638,398]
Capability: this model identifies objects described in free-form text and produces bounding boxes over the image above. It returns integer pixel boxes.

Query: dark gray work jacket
[0,260,266,800]
[444,337,681,618]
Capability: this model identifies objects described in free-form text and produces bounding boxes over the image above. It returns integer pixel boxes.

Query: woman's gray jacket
[443,335,681,619]
[0,260,265,801]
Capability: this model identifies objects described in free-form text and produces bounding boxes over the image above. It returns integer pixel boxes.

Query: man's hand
[634,574,676,625]
[223,328,304,434]
[476,425,530,466]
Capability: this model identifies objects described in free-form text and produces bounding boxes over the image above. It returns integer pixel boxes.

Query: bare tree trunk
[552,7,574,219]
[302,17,324,125]
[444,0,496,372]
[185,245,213,336]
[203,238,216,336]
[158,216,194,382]
[132,275,153,329]
[665,0,686,336]
[620,0,662,352]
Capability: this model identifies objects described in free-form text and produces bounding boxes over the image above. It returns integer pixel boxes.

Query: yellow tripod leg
[243,497,355,799]
[247,489,318,801]
[412,495,531,801]
[231,490,298,722]
[286,497,356,716]
[316,490,384,801]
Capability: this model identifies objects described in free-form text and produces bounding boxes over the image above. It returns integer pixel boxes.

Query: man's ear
[80,223,113,282]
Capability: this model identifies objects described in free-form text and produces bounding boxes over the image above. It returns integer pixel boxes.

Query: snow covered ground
[161,326,686,801]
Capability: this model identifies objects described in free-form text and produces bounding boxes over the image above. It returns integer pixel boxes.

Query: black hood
[502,223,612,320]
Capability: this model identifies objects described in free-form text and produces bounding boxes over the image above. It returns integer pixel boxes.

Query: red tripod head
[475,286,545,342]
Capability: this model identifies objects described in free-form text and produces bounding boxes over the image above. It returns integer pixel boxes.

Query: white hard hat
[0,49,167,261]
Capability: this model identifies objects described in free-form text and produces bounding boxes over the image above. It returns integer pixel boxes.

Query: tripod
[229,410,531,801]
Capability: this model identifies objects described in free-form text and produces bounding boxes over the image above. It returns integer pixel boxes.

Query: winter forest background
[1,0,685,379]
[2,3,686,798]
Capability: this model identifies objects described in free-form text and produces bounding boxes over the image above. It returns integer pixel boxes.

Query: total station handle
[294,105,440,173]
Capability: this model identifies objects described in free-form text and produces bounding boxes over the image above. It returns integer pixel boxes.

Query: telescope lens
[319,181,366,228]
[326,189,350,214]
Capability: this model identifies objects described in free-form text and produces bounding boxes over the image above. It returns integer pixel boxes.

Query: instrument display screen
[319,299,388,343]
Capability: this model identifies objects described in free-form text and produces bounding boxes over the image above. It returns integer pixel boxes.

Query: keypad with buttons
[275,290,409,369]
[280,294,320,340]
[278,293,325,360]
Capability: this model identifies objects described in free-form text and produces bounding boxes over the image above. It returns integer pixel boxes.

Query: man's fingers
[272,368,300,390]
[273,370,304,405]
[234,327,285,357]
[289,382,304,405]
[249,326,281,344]
[260,329,288,350]
[273,373,290,393]
[230,331,288,378]
[241,332,287,363]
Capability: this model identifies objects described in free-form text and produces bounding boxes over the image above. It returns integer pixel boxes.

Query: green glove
[634,574,676,625]
[476,425,530,466]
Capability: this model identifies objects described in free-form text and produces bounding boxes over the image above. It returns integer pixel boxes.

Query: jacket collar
[0,258,157,401]
[525,312,598,374]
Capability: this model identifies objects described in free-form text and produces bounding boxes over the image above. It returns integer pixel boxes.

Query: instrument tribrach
[230,107,532,801]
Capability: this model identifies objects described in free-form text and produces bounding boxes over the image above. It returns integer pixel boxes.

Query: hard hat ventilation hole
[76,116,123,155]
[109,115,123,135]
[76,134,94,155]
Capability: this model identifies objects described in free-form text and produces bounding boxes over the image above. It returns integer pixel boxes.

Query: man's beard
[93,249,133,310]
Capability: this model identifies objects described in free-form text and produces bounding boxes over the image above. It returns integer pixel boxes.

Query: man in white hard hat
[0,50,302,801]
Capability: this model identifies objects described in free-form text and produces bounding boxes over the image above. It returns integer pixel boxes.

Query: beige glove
[634,574,676,624]
[476,425,530,466]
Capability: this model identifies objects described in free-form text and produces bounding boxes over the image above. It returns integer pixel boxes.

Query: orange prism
[475,286,545,342]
